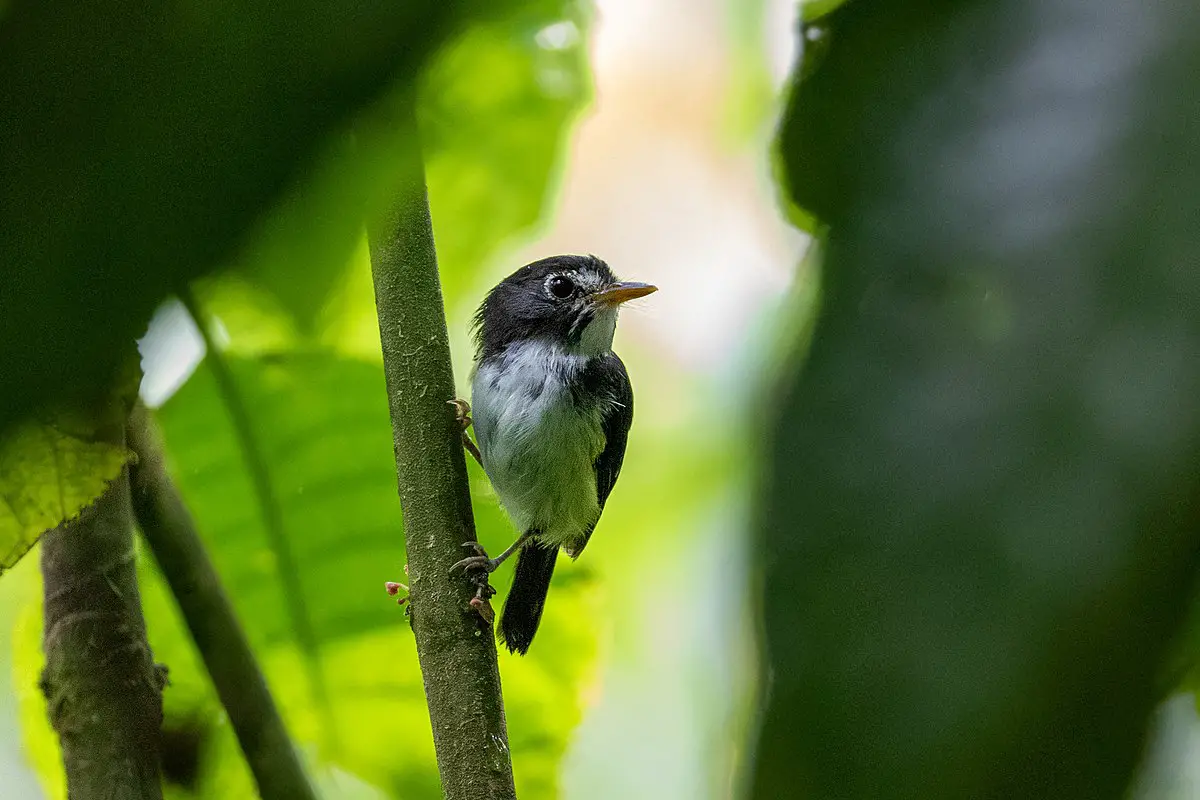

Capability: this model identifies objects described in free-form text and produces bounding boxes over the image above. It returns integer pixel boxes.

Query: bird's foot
[448,399,473,431]
[452,542,500,608]
[450,542,500,578]
[448,400,484,467]
[452,543,498,622]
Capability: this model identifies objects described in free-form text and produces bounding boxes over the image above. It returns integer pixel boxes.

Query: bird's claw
[450,553,498,576]
[451,541,494,570]
[451,542,499,602]
[450,400,485,467]
[450,543,498,622]
[448,399,473,431]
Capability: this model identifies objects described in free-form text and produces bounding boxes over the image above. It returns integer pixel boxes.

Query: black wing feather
[568,353,633,558]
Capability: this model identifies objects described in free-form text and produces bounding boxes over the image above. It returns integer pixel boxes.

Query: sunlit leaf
[801,0,851,23]
[218,1,593,345]
[13,575,65,800]
[0,420,132,574]
[422,4,592,309]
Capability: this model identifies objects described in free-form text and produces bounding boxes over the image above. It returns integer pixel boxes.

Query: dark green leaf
[756,1,1200,798]
[0,0,486,429]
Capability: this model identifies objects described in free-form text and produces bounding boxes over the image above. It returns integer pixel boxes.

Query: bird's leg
[448,399,484,467]
[451,530,534,578]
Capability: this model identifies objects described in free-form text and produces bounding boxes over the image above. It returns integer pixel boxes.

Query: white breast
[471,339,606,547]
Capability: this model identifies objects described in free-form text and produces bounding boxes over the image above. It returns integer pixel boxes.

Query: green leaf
[422,5,592,310]
[755,1,1200,798]
[154,353,400,649]
[0,420,131,574]
[0,0,515,431]
[215,2,593,342]
[800,0,851,23]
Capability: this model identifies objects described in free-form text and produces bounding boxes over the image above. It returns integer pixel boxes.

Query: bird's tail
[499,536,557,655]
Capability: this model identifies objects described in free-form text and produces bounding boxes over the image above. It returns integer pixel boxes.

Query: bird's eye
[547,275,575,299]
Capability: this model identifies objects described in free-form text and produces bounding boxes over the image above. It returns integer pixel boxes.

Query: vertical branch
[40,398,164,799]
[127,403,317,800]
[367,98,517,800]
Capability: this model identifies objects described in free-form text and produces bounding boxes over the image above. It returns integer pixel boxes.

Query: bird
[452,254,656,654]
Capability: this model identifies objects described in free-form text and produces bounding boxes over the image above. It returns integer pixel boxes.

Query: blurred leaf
[721,0,778,142]
[0,0,510,431]
[14,589,66,800]
[756,1,1200,799]
[422,4,592,309]
[800,0,851,23]
[0,419,132,575]
[218,2,592,342]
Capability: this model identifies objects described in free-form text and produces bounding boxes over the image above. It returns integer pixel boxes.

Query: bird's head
[474,254,657,360]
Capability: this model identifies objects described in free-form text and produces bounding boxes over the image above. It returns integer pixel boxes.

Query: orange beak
[591,281,658,307]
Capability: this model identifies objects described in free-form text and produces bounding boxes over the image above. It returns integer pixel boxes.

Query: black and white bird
[455,254,656,654]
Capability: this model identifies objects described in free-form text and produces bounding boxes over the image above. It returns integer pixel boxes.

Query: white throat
[576,307,618,356]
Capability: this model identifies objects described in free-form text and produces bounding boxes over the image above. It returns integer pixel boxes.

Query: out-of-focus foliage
[423,7,592,306]
[0,0,473,431]
[220,4,592,341]
[799,0,849,23]
[754,1,1200,799]
[0,420,131,574]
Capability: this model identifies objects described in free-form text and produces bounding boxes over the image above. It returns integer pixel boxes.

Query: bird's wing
[567,354,633,559]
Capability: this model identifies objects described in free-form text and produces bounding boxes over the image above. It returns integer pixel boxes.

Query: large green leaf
[754,1,1200,799]
[214,1,592,342]
[0,0,546,431]
[155,353,400,649]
